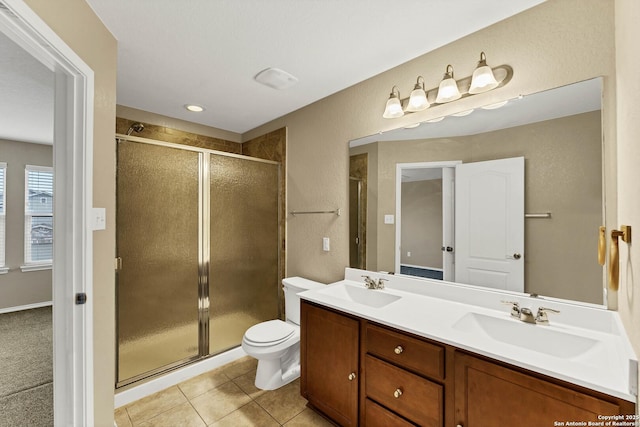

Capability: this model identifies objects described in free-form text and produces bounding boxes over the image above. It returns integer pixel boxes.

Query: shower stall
[115,136,281,387]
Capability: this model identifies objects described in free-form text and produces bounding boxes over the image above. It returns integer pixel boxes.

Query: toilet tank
[282,277,324,325]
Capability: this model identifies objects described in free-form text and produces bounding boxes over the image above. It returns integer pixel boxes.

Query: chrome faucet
[502,301,560,325]
[361,275,387,290]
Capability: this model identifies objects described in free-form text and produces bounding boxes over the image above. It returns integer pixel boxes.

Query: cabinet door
[454,352,633,426]
[301,302,359,427]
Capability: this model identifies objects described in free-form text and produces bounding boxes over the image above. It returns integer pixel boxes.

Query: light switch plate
[384,214,395,224]
[322,237,330,252]
[92,207,106,231]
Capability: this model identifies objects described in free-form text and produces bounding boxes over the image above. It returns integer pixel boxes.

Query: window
[24,165,53,268]
[0,162,6,273]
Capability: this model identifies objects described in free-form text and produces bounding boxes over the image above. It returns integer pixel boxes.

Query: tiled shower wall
[115,118,287,318]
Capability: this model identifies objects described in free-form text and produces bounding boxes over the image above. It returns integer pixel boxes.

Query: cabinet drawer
[364,398,417,427]
[366,323,445,380]
[365,355,443,426]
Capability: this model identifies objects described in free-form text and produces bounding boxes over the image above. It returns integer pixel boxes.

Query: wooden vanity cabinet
[300,301,360,427]
[301,301,636,427]
[454,351,636,426]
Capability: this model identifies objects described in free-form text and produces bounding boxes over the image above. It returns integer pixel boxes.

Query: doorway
[0,1,94,424]
[395,161,458,281]
[396,157,524,292]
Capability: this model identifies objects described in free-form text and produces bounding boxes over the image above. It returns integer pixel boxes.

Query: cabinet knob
[393,388,403,398]
[348,372,356,381]
[394,345,404,354]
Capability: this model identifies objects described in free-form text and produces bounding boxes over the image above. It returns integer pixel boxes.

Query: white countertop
[299,268,638,403]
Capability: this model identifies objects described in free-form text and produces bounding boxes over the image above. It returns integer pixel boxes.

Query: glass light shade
[405,87,429,112]
[452,109,474,117]
[481,100,509,110]
[469,65,499,94]
[383,96,404,118]
[435,77,461,103]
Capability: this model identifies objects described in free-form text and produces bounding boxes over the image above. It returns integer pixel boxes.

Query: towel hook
[609,225,631,291]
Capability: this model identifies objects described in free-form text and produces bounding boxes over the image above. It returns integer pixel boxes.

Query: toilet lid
[244,320,295,346]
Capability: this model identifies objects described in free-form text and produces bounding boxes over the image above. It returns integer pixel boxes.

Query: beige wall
[401,180,443,269]
[615,0,640,394]
[22,0,118,424]
[0,139,52,310]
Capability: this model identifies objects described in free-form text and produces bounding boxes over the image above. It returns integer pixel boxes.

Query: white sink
[316,282,401,308]
[452,312,602,359]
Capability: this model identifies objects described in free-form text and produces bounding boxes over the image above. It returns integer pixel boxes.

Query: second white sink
[452,312,602,359]
[316,282,401,308]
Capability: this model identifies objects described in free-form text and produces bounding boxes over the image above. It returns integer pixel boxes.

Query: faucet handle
[535,307,560,325]
[501,300,521,318]
[361,275,376,288]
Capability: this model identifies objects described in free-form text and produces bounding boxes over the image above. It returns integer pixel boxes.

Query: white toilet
[242,276,324,390]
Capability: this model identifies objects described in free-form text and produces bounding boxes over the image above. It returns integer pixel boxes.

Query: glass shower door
[208,154,280,354]
[116,140,201,384]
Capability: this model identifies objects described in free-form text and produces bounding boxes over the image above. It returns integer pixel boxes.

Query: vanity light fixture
[435,65,462,103]
[405,76,430,112]
[382,86,404,119]
[469,52,499,94]
[185,104,205,112]
[481,100,509,110]
[381,52,513,119]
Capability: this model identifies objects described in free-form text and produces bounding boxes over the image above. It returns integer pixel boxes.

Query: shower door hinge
[115,257,122,271]
[75,293,87,305]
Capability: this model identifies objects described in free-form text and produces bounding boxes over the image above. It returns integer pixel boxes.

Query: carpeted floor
[0,306,53,427]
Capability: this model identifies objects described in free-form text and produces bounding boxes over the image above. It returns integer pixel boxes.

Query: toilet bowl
[242,277,324,390]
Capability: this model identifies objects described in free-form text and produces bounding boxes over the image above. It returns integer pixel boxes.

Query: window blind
[24,165,53,265]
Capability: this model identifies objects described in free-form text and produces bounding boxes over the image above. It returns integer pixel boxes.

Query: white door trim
[395,161,461,277]
[1,1,95,425]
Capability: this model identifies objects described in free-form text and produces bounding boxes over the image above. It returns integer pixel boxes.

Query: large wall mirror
[349,78,604,306]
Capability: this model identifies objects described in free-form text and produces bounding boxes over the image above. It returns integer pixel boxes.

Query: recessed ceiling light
[254,67,299,90]
[426,117,445,123]
[185,104,205,112]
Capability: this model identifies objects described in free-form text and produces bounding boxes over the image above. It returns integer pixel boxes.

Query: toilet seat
[244,320,295,347]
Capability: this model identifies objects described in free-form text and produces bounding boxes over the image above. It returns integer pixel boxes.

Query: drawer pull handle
[348,372,356,381]
[394,345,404,354]
[393,388,403,398]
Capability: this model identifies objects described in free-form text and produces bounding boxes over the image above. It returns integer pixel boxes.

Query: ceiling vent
[254,67,298,90]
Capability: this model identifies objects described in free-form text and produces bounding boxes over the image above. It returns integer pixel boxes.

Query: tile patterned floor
[114,357,335,426]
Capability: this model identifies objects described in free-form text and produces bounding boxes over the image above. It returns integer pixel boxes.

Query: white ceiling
[0,0,547,144]
[0,30,53,144]
[84,0,546,134]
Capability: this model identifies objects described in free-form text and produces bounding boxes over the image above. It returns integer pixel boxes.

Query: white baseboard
[114,346,247,408]
[0,301,52,314]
